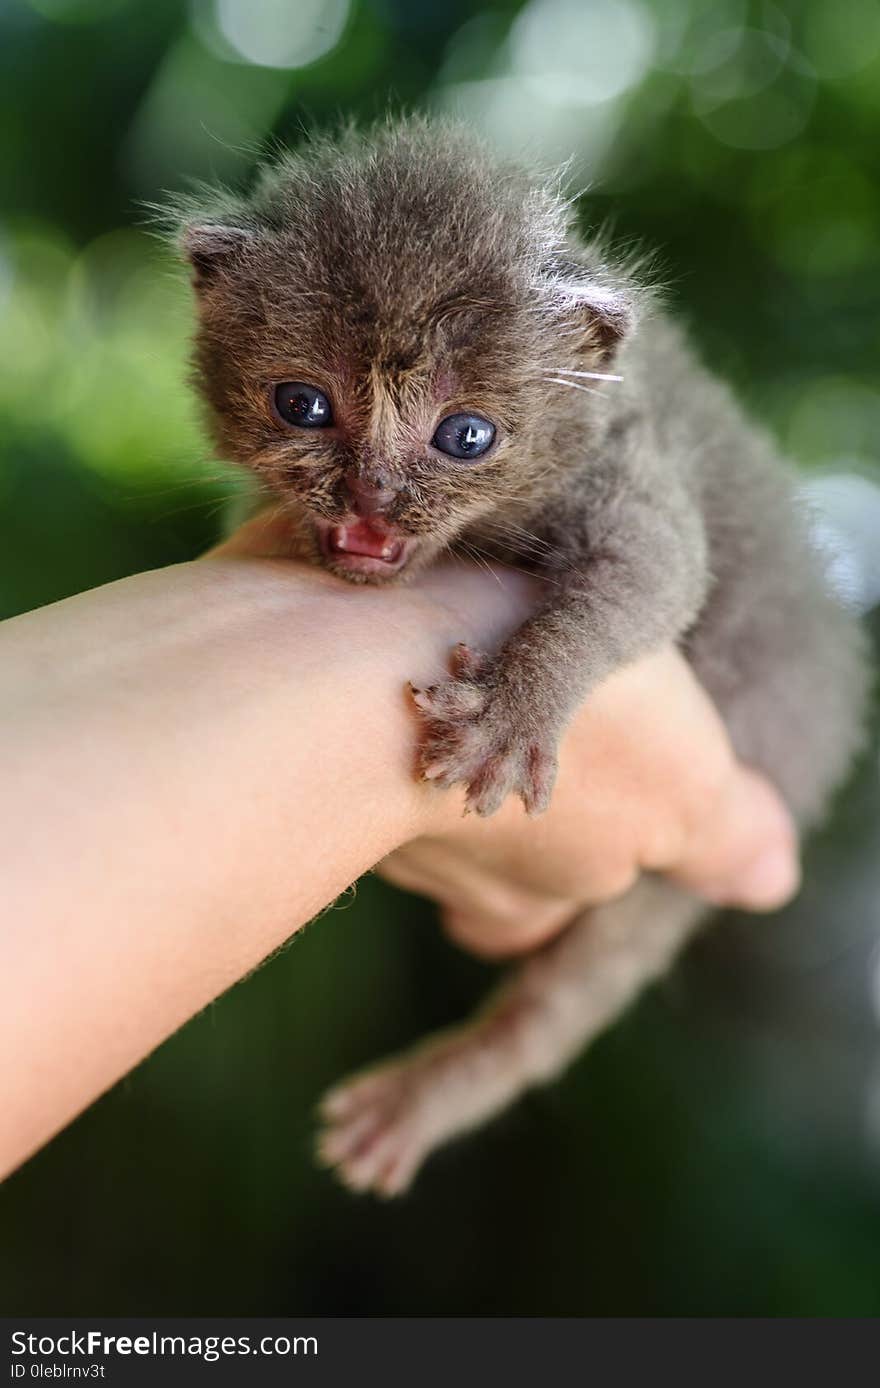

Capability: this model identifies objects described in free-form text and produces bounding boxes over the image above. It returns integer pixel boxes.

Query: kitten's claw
[409,648,559,816]
[449,641,487,679]
[407,682,434,713]
[522,742,557,816]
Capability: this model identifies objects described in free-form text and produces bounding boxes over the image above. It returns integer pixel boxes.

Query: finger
[668,765,800,912]
[440,902,575,960]
[379,844,575,956]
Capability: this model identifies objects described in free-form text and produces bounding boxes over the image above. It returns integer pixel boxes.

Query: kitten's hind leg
[316,878,706,1197]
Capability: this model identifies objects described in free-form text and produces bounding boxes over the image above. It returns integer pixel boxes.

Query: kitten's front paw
[409,644,558,817]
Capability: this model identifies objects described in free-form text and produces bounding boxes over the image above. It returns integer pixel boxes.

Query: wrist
[193,552,538,847]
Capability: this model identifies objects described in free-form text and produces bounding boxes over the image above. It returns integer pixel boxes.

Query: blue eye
[274,382,333,428]
[431,413,496,460]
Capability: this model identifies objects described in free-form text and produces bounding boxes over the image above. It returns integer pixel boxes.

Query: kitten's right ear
[558,281,635,363]
[181,224,253,291]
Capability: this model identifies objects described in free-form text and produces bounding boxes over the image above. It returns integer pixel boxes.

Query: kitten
[171,117,869,1196]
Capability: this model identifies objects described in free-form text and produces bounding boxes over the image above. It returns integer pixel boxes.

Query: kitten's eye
[274,382,333,428]
[431,413,496,460]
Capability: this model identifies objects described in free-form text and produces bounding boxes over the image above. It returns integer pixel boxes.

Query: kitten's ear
[181,224,253,291]
[561,281,634,362]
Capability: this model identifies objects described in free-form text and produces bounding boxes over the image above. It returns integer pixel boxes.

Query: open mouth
[316,517,413,577]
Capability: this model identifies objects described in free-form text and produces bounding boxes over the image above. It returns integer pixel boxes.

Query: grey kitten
[173,118,869,1195]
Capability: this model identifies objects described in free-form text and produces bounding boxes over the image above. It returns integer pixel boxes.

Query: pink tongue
[331,521,400,560]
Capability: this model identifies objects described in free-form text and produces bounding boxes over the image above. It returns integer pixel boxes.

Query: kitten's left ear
[181,223,253,291]
[561,281,635,362]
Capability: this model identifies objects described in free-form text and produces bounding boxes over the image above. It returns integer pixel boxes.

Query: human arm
[0,512,797,1179]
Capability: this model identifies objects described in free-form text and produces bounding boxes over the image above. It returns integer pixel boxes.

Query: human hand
[218,507,800,960]
[380,644,800,957]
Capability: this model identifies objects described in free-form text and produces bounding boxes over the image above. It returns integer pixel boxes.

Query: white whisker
[455,538,504,588]
[544,377,603,398]
[548,368,624,381]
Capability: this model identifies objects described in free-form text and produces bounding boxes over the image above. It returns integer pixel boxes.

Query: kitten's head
[175,118,634,581]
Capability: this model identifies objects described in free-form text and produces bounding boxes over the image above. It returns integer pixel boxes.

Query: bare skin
[0,510,796,1184]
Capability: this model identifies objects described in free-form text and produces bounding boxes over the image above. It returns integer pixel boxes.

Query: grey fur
[172,117,870,1195]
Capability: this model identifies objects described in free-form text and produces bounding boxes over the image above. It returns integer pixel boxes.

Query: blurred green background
[2,0,880,1315]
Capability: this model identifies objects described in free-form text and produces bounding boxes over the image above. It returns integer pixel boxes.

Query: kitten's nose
[344,470,397,518]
